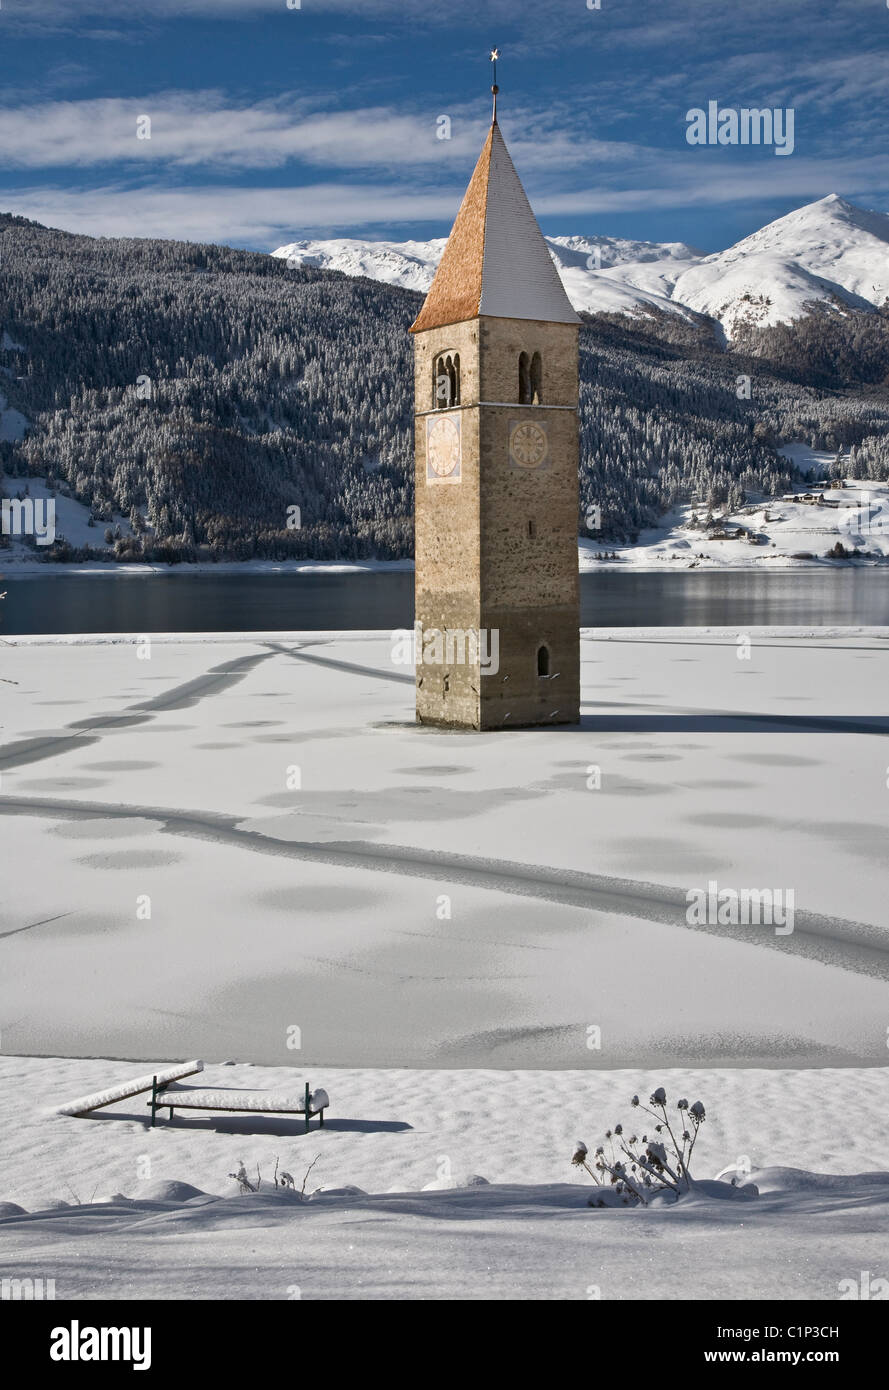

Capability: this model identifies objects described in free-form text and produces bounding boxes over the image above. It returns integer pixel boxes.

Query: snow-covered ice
[1,628,887,1068]
[1,627,887,1298]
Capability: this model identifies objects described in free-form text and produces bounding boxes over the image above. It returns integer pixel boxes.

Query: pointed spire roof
[410,121,580,333]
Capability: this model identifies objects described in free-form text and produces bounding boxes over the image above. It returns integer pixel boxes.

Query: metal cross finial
[490,48,500,123]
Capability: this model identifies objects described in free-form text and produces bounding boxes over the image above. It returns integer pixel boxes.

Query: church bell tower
[410,68,582,730]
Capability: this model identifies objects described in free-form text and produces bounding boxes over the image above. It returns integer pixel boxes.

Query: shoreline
[3,624,888,646]
[1,554,887,576]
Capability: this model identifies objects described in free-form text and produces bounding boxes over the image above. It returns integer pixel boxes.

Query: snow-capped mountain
[670,196,889,339]
[272,237,447,293]
[272,232,704,323]
[542,234,703,321]
[272,196,889,341]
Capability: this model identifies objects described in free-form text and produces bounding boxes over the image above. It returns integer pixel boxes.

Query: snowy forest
[2,211,889,561]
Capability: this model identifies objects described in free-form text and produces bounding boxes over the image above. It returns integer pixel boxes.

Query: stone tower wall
[413,315,580,730]
[414,320,482,727]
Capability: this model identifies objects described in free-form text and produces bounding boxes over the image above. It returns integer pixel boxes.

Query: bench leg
[304,1082,310,1134]
[319,1108,325,1128]
[150,1075,159,1128]
[169,1107,173,1122]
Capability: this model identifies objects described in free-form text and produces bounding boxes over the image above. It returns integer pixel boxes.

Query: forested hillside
[2,213,889,561]
[578,310,889,538]
[1,214,414,561]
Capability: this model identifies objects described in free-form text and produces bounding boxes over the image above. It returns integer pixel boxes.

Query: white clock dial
[427,414,461,479]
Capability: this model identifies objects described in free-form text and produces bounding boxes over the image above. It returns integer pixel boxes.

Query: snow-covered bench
[148,1078,329,1133]
[56,1061,204,1116]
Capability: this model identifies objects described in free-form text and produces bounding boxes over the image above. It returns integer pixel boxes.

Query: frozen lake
[2,628,887,1069]
[1,566,888,634]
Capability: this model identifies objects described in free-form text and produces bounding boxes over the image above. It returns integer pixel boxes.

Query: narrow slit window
[537,645,550,678]
[518,351,531,404]
[530,352,542,404]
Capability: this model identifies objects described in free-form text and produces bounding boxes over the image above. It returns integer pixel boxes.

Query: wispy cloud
[5,148,887,249]
[0,181,462,244]
[0,95,466,171]
[0,92,630,174]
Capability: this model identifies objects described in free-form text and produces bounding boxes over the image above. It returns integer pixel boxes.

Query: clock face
[426,413,461,483]
[509,420,549,470]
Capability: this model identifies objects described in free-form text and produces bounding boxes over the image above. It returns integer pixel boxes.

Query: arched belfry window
[537,644,550,678]
[433,352,460,409]
[530,352,542,405]
[518,352,531,405]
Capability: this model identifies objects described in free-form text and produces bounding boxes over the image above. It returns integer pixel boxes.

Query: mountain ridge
[273,196,889,341]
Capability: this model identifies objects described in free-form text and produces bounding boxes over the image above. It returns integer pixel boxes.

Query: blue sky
[2,0,889,253]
